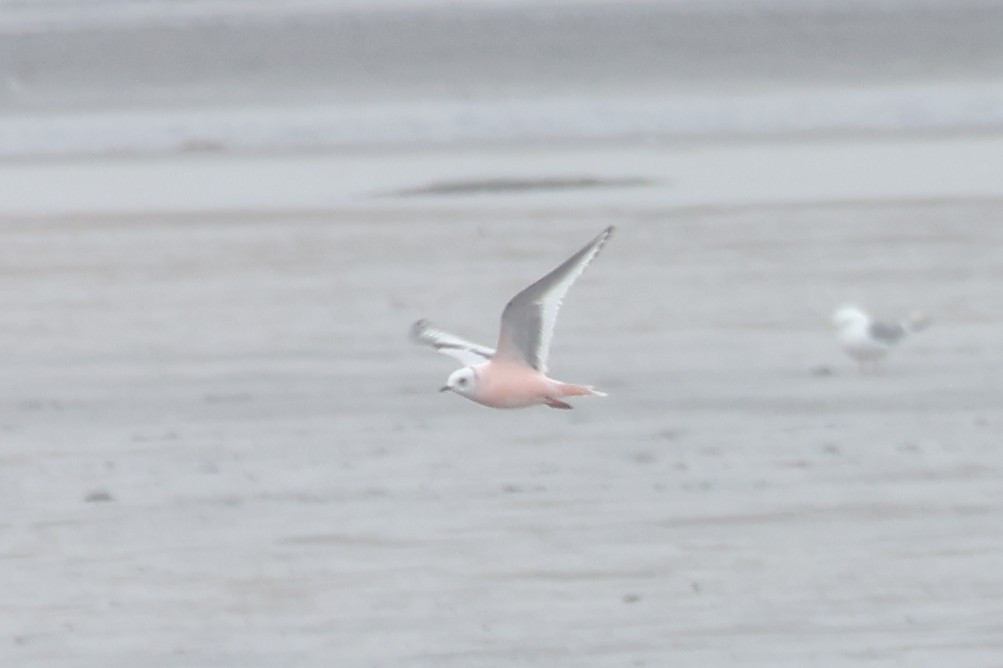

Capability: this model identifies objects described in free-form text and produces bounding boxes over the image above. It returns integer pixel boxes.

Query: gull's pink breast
[472,361,555,409]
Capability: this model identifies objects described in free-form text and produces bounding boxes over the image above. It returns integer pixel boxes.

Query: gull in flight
[831,304,931,373]
[411,226,614,409]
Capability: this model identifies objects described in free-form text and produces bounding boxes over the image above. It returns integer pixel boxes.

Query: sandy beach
[3,2,1003,666]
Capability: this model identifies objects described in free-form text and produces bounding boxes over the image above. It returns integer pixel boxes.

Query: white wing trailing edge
[495,226,614,372]
[409,319,495,366]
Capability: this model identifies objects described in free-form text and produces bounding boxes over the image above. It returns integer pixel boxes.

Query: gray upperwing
[496,226,614,372]
[869,320,906,344]
[410,319,495,366]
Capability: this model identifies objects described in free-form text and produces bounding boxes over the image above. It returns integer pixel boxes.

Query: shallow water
[3,1,1003,156]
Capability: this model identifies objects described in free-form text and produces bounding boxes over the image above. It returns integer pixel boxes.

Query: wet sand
[7,1,1003,113]
[2,136,1003,666]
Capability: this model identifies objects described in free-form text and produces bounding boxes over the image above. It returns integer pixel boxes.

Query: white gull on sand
[832,304,931,373]
[411,227,614,409]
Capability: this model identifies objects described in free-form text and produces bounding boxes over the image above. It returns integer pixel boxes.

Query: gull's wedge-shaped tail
[410,226,615,409]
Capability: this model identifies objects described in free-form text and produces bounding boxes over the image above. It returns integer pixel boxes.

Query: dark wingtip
[409,319,429,342]
[598,226,615,248]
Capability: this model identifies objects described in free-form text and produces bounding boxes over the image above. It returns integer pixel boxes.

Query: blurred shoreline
[4,0,1003,158]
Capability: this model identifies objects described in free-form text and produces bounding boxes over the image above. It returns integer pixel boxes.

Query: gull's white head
[831,305,868,332]
[440,367,478,398]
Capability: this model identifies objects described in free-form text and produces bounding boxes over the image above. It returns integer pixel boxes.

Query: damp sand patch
[390,176,652,197]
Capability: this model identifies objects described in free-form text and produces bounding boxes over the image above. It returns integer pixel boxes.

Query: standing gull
[831,304,930,372]
[411,226,614,409]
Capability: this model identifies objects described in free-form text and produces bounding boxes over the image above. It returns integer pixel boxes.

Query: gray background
[2,1,1002,666]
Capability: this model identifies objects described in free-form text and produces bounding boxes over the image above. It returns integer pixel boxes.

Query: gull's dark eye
[457,378,467,386]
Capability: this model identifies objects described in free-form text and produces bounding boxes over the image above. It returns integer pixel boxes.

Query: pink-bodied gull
[411,226,614,409]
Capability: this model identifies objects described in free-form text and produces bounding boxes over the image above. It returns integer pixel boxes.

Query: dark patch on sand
[391,176,652,197]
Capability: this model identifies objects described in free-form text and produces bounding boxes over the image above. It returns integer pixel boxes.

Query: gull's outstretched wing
[494,226,614,372]
[410,319,495,366]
